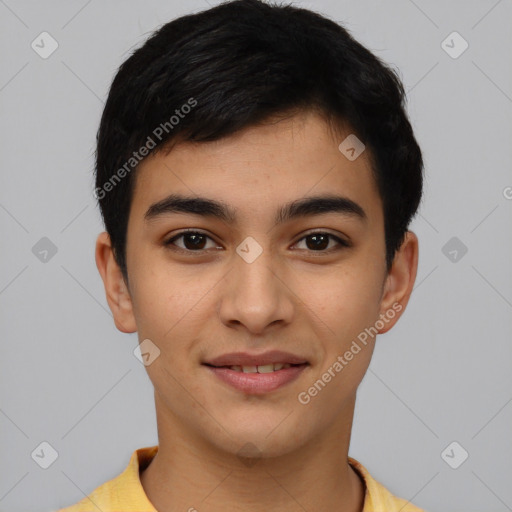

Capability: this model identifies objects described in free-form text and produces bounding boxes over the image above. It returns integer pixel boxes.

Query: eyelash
[164,230,350,254]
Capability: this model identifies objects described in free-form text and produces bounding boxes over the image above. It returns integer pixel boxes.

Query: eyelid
[164,229,222,251]
[164,229,350,253]
[292,230,351,250]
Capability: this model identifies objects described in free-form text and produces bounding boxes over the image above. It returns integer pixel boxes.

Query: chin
[204,419,311,461]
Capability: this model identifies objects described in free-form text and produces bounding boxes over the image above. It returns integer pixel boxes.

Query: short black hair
[95,0,423,283]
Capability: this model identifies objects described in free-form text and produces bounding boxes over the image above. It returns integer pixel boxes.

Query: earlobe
[377,231,419,334]
[95,232,137,333]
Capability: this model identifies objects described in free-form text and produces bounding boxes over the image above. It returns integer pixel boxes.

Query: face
[96,110,418,459]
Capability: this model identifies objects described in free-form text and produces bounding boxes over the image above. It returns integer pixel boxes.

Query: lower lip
[204,364,308,394]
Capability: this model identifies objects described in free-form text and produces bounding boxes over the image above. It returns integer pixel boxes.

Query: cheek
[298,276,379,411]
[129,255,221,348]
[306,264,383,340]
[128,257,186,336]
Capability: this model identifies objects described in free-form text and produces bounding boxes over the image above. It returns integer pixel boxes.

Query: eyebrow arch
[144,193,367,225]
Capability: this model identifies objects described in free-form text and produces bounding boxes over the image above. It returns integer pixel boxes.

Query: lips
[202,350,310,394]
[203,350,309,368]
[216,362,298,373]
[205,363,308,394]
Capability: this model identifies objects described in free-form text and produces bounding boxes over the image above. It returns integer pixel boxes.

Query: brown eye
[294,232,349,252]
[165,231,220,251]
[305,234,329,250]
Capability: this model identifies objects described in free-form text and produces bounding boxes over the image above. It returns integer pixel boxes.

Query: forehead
[129,110,382,225]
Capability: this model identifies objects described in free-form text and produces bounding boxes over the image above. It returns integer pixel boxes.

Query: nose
[218,244,294,335]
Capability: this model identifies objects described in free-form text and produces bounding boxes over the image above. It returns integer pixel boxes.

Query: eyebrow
[144,193,367,225]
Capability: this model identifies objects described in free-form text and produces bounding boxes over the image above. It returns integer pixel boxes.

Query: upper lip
[203,350,309,367]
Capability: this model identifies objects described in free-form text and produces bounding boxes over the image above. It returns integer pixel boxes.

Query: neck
[140,393,365,512]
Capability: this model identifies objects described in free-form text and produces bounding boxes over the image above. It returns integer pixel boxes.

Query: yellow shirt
[57,445,425,512]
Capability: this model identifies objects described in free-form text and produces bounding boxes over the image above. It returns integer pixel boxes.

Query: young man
[58,0,424,510]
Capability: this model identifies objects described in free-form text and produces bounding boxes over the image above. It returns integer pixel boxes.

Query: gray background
[1,1,511,511]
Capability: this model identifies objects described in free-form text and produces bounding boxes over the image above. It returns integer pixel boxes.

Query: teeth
[228,363,293,373]
[257,364,274,373]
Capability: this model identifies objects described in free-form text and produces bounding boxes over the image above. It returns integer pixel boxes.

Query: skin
[96,109,419,512]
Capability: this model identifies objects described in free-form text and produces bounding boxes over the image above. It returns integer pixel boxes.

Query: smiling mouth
[203,362,307,373]
[202,362,309,394]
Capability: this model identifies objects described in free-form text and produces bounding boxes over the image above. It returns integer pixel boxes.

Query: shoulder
[55,446,158,512]
[55,475,121,512]
[348,457,426,512]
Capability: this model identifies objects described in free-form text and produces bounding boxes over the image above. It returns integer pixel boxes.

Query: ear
[95,232,137,333]
[377,231,419,334]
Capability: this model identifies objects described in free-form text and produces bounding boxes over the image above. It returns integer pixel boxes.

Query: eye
[164,230,350,254]
[164,230,221,252]
[293,232,350,252]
